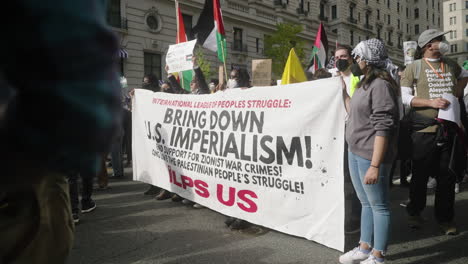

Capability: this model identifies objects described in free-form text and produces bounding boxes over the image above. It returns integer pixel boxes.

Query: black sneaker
[144,185,161,195]
[73,213,80,224]
[224,217,236,227]
[230,219,249,230]
[81,200,97,213]
[109,174,124,179]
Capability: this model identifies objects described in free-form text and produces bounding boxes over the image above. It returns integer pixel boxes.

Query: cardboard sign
[252,59,272,86]
[166,40,197,73]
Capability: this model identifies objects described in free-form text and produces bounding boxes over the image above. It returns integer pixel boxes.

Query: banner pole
[221,40,228,84]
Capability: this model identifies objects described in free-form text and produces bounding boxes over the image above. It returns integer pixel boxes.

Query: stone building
[107,0,444,87]
[443,0,468,65]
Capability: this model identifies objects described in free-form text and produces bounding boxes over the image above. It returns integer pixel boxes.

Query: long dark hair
[357,66,400,96]
[143,73,159,85]
[142,73,160,92]
[231,68,251,88]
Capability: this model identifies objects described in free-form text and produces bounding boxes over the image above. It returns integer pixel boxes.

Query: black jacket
[167,67,209,95]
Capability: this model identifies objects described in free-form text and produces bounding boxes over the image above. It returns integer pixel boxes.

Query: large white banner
[132,78,346,251]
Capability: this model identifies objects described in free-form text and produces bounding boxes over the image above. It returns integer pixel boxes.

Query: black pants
[68,173,94,214]
[123,109,132,162]
[406,132,455,223]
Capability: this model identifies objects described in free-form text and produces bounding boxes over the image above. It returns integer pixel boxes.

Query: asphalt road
[68,169,468,264]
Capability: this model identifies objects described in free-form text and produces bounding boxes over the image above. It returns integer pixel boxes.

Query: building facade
[443,0,468,65]
[108,0,444,87]
[327,0,443,65]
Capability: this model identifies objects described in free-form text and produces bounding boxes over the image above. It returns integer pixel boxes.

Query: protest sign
[132,78,346,251]
[166,40,197,73]
[252,59,272,86]
[403,41,418,66]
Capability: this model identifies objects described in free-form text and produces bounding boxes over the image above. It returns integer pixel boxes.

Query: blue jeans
[348,151,391,253]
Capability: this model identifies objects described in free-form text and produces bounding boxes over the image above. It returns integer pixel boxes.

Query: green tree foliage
[264,23,306,77]
[195,47,212,80]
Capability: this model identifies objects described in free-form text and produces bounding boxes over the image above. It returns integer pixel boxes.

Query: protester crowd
[73,30,468,264]
[2,2,468,264]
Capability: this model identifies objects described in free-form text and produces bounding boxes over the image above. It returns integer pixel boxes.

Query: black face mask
[350,63,364,77]
[336,59,350,72]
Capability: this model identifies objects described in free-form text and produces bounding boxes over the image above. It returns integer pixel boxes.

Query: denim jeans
[348,151,391,253]
[68,172,94,213]
[111,127,124,177]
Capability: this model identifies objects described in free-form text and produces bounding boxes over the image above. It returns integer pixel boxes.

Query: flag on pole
[213,0,227,63]
[193,0,227,63]
[175,1,192,91]
[307,22,329,73]
[281,48,307,85]
[176,2,187,43]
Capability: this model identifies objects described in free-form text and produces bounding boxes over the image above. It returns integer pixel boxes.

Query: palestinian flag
[307,22,328,73]
[193,0,227,63]
[175,1,192,91]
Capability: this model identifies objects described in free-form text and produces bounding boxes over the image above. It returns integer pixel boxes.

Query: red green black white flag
[307,22,328,73]
[193,0,227,63]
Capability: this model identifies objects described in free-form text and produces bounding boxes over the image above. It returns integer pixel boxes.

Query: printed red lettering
[195,180,210,198]
[216,184,235,206]
[237,190,258,213]
[181,175,194,189]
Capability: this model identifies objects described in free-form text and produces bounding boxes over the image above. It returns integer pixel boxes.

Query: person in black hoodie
[224,67,253,230]
[140,73,163,196]
[164,58,209,206]
[154,80,177,200]
[167,57,210,95]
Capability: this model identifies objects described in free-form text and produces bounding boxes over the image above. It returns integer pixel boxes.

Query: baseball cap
[418,29,450,48]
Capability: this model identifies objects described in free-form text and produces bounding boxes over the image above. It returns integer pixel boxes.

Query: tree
[195,47,212,80]
[264,23,306,77]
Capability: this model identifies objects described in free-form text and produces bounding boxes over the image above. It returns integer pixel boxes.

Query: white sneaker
[360,255,384,264]
[339,247,370,264]
[193,203,204,209]
[427,177,437,189]
[455,183,460,194]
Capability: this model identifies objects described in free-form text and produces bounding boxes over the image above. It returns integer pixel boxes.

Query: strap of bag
[412,60,422,97]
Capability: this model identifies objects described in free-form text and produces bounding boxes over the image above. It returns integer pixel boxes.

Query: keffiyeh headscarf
[352,38,399,81]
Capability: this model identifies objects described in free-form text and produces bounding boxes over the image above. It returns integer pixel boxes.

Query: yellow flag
[281,48,307,85]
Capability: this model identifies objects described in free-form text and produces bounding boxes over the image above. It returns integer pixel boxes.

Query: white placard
[166,40,197,73]
[403,41,418,66]
[132,77,346,251]
[438,93,461,126]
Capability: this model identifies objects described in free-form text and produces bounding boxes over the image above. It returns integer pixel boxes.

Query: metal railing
[107,15,128,30]
[347,17,358,24]
[319,14,329,21]
[232,42,248,53]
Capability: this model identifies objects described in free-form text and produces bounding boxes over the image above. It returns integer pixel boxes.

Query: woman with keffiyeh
[339,39,399,264]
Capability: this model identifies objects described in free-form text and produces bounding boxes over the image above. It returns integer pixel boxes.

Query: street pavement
[68,168,468,264]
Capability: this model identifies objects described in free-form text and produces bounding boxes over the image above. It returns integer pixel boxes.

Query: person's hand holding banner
[166,39,197,73]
